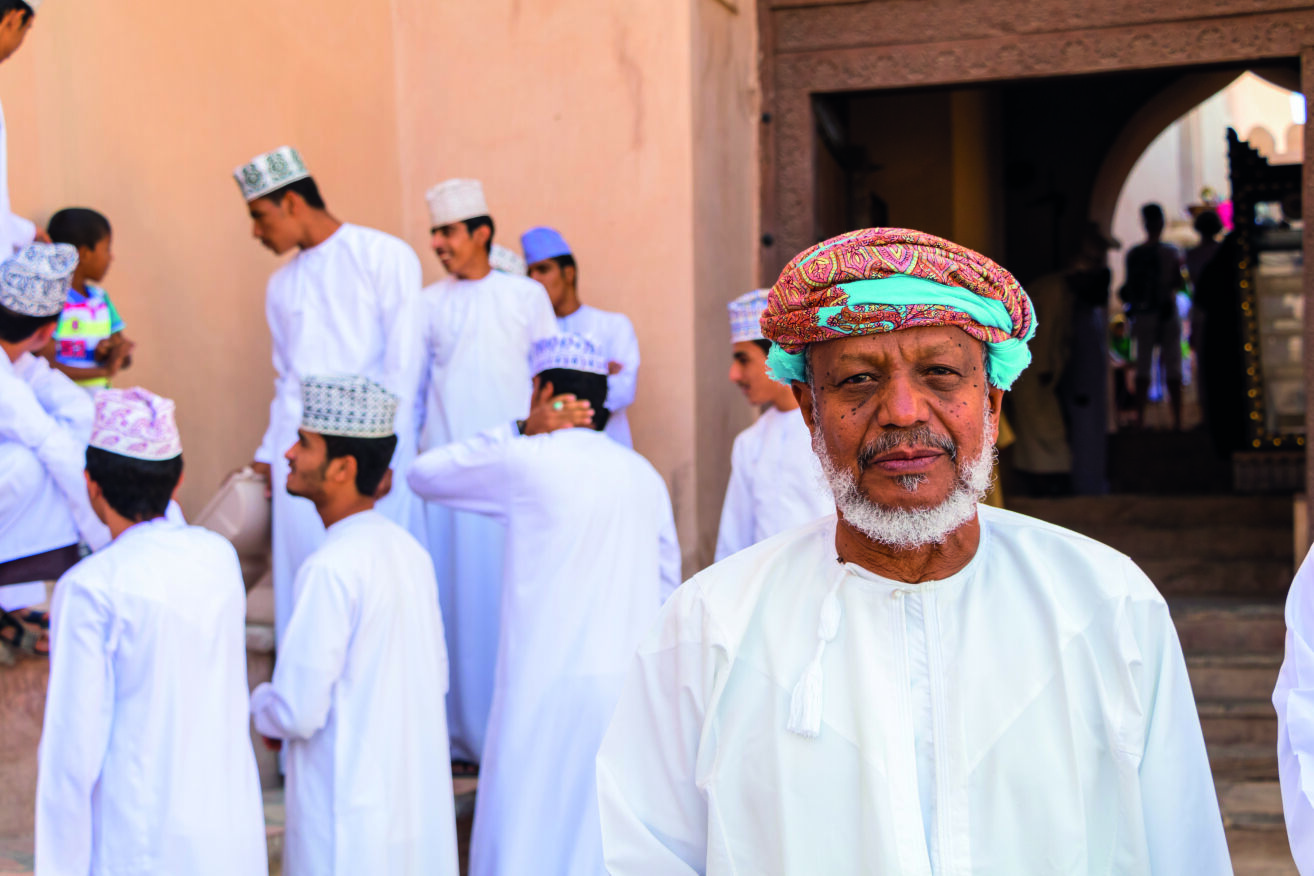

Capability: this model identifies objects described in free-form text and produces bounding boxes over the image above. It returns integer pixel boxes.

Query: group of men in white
[3,139,835,876]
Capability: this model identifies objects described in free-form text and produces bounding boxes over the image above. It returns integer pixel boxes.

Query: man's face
[728,341,778,406]
[431,222,483,277]
[527,259,569,311]
[248,196,301,255]
[797,326,1002,515]
[0,10,32,64]
[284,429,329,500]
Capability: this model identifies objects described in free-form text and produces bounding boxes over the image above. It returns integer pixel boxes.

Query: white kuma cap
[300,375,398,439]
[234,146,311,202]
[426,178,489,227]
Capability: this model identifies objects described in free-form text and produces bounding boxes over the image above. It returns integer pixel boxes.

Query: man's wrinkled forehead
[808,326,988,373]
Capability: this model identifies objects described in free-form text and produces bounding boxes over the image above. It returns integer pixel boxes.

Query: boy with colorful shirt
[41,208,134,390]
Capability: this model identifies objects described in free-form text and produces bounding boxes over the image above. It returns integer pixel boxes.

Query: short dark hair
[0,303,57,344]
[85,447,183,523]
[1193,209,1223,239]
[752,339,771,355]
[1141,203,1165,227]
[47,207,111,251]
[551,254,577,280]
[463,215,495,254]
[260,176,326,211]
[537,367,609,431]
[0,1,34,23]
[322,433,397,497]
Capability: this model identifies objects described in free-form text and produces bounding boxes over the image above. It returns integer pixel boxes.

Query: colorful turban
[761,228,1036,390]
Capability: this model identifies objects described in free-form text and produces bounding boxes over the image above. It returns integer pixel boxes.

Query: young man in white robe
[419,178,557,763]
[250,375,457,876]
[715,287,831,561]
[36,387,267,875]
[0,0,40,256]
[408,333,680,876]
[236,146,425,644]
[522,226,640,447]
[0,244,109,624]
[597,228,1230,874]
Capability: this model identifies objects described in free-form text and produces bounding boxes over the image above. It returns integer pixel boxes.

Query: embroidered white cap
[426,178,489,227]
[530,333,609,377]
[300,374,398,438]
[234,146,311,202]
[90,388,183,461]
[490,243,527,276]
[727,288,770,344]
[0,243,78,318]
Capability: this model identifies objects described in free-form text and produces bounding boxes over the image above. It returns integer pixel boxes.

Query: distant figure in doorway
[1061,224,1117,495]
[1120,203,1187,430]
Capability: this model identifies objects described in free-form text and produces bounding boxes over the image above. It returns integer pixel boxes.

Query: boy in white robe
[420,178,557,762]
[0,0,39,256]
[250,375,457,876]
[522,226,640,447]
[715,288,831,561]
[236,146,426,644]
[598,228,1229,874]
[0,244,109,622]
[36,387,267,875]
[408,333,680,876]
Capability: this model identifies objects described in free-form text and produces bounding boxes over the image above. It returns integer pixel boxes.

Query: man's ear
[986,387,1005,445]
[794,381,816,433]
[325,454,355,486]
[472,223,492,250]
[562,265,577,288]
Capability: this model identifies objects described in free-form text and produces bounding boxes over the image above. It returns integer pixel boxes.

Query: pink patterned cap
[90,387,183,461]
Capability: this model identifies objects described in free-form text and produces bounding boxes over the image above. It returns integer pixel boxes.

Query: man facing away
[250,375,457,876]
[36,387,267,875]
[236,146,426,645]
[715,287,831,561]
[409,333,680,876]
[1120,202,1187,430]
[522,226,640,447]
[0,244,109,621]
[0,0,42,255]
[597,228,1230,874]
[419,178,557,763]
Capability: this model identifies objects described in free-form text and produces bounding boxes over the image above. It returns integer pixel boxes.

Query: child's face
[80,235,113,282]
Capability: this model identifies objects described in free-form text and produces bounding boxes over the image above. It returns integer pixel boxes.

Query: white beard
[812,407,996,551]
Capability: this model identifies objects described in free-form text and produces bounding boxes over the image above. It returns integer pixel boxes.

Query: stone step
[1219,780,1297,873]
[1189,654,1283,701]
[1147,558,1293,599]
[1009,495,1293,531]
[1210,743,1280,782]
[1199,700,1278,748]
[1171,598,1286,655]
[1062,523,1289,562]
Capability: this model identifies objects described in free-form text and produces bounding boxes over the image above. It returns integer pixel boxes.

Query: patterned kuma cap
[300,375,398,438]
[727,288,770,344]
[530,333,609,377]
[234,146,311,202]
[0,243,78,318]
[90,387,183,461]
[426,178,489,227]
[489,244,527,276]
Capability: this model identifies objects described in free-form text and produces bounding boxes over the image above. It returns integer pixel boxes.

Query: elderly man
[596,228,1229,874]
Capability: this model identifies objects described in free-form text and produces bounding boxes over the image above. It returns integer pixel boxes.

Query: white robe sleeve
[605,314,640,415]
[713,434,753,562]
[1123,559,1232,873]
[255,279,289,465]
[1277,547,1314,873]
[597,581,724,875]
[374,244,425,457]
[0,374,110,550]
[529,284,559,343]
[35,569,117,875]
[405,423,517,520]
[17,355,94,440]
[250,560,355,740]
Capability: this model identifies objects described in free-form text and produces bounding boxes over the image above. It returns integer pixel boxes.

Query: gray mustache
[857,426,957,471]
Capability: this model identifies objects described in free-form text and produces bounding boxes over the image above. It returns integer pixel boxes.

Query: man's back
[36,518,266,876]
[265,510,456,875]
